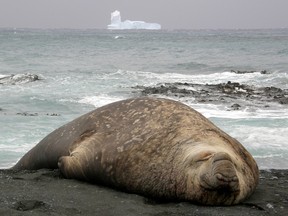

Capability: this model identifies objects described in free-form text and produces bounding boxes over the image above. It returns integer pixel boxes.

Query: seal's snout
[200,152,239,192]
[211,152,239,191]
[214,172,239,190]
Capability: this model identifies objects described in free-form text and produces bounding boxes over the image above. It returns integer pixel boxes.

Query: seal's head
[183,144,258,205]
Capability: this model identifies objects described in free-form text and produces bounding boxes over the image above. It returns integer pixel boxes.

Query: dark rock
[141,84,197,97]
[15,112,60,117]
[230,70,269,75]
[133,81,288,109]
[46,113,61,116]
[0,73,41,85]
[231,70,257,74]
[16,112,60,116]
[260,70,268,74]
[263,86,283,94]
[279,98,288,104]
[17,112,39,116]
[231,103,241,110]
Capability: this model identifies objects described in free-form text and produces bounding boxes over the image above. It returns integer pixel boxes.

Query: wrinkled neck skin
[182,141,258,205]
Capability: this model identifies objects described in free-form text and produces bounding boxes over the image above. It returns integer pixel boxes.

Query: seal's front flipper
[57,135,99,181]
[57,132,109,182]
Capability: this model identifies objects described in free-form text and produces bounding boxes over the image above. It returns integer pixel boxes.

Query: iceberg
[107,10,161,30]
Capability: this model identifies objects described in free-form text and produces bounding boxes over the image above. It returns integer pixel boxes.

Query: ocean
[0,28,287,169]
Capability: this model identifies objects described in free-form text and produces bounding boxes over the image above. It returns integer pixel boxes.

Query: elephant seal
[12,97,259,205]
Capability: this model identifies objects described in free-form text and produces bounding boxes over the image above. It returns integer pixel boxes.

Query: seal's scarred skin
[13,97,259,205]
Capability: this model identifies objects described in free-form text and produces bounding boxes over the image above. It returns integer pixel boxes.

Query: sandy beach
[0,169,287,216]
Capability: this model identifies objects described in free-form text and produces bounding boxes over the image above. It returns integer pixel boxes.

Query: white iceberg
[107,10,161,30]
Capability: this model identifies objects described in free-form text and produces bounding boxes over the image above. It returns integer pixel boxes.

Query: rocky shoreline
[0,169,287,215]
[133,80,288,110]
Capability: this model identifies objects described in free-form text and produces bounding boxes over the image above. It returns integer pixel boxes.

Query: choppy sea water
[0,28,287,169]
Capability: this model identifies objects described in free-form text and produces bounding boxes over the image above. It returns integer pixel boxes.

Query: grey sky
[0,0,287,29]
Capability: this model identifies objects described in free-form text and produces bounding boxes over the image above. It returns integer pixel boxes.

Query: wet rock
[0,73,40,85]
[17,112,39,116]
[47,113,61,116]
[279,97,288,104]
[139,84,198,98]
[231,103,241,110]
[133,81,288,109]
[260,70,269,74]
[230,70,269,74]
[263,86,283,94]
[231,70,256,74]
[15,112,61,117]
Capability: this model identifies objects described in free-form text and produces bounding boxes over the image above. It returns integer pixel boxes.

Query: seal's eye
[195,152,215,163]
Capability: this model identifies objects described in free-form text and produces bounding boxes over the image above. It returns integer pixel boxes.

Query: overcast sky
[0,0,287,29]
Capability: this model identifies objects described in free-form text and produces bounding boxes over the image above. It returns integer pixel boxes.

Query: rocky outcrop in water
[230,70,269,74]
[16,112,60,117]
[133,81,288,110]
[0,73,40,85]
[0,109,60,117]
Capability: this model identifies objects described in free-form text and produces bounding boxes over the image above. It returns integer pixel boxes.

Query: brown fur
[12,97,259,205]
